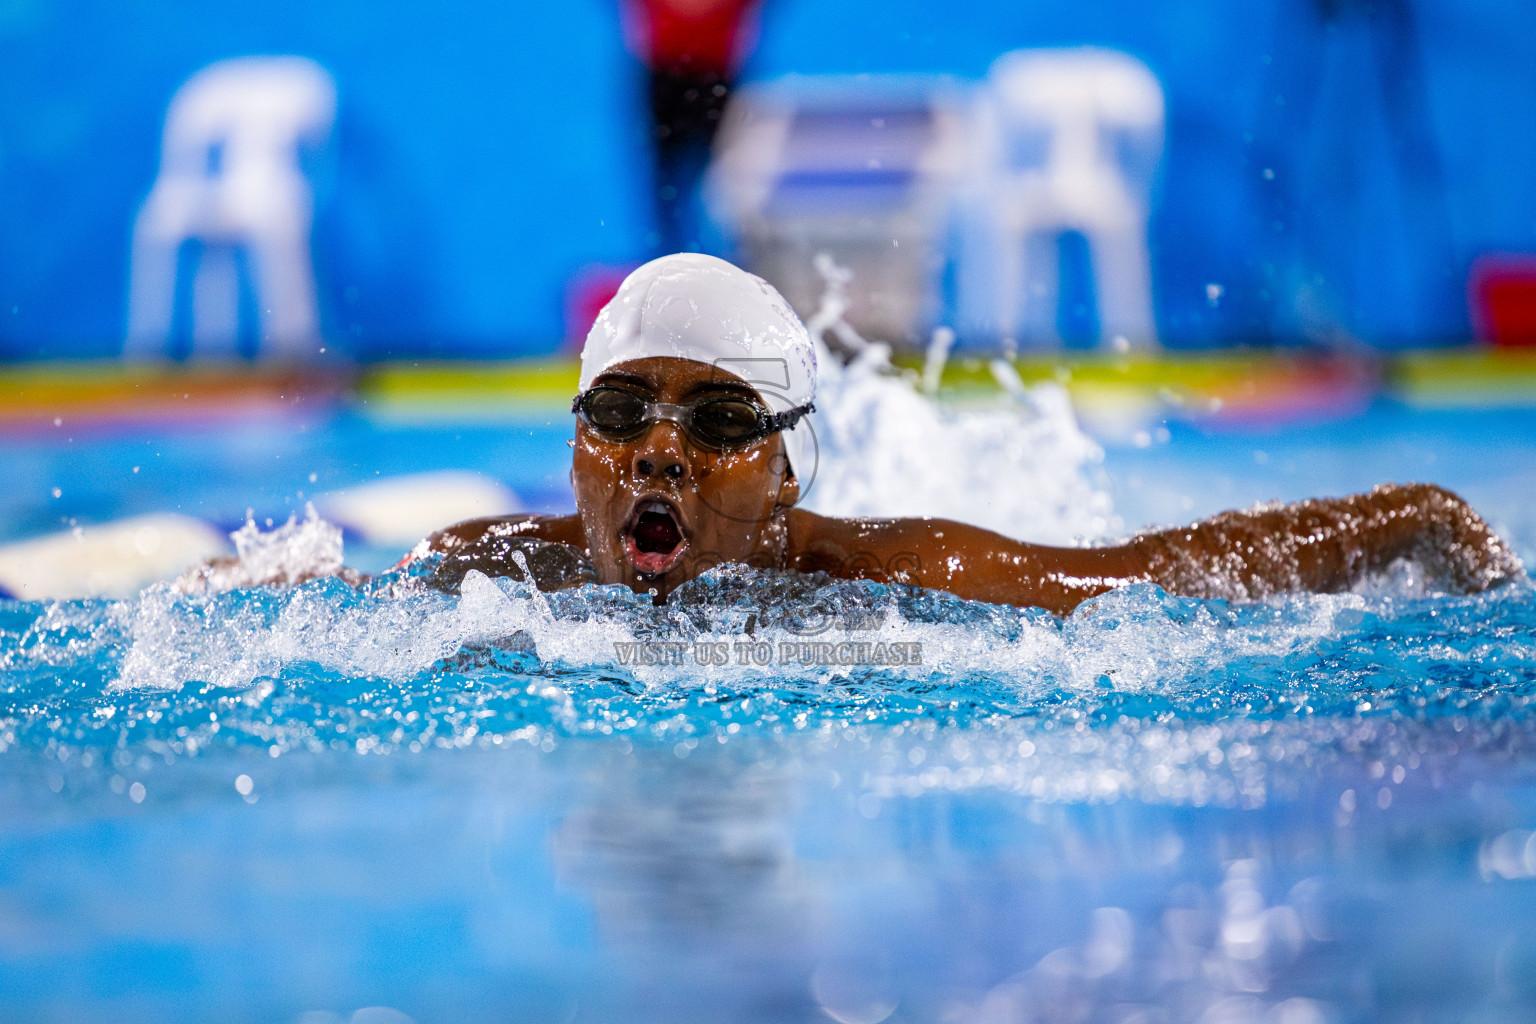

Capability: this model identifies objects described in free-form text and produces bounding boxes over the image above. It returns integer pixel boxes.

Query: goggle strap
[763,402,815,433]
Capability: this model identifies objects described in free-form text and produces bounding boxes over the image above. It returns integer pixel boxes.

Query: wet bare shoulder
[415,514,596,592]
[780,509,913,574]
[425,514,586,554]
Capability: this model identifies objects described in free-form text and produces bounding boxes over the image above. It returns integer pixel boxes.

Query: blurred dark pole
[1255,0,1455,343]
[620,0,765,255]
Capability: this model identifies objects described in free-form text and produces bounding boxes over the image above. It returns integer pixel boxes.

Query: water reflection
[556,752,806,946]
[553,748,821,1020]
[542,741,1536,1023]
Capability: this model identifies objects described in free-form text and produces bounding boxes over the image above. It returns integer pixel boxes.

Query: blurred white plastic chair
[959,48,1163,350]
[125,56,335,360]
[706,75,967,352]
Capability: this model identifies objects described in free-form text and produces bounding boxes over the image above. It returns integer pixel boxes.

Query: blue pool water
[2,390,1535,1024]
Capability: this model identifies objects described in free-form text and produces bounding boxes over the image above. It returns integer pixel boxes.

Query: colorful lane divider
[5,348,1534,435]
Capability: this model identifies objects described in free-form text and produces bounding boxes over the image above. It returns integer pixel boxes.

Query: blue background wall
[1,0,1533,358]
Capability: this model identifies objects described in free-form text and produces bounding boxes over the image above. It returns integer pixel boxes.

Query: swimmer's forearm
[914,484,1520,610]
[784,511,1145,614]
[1131,483,1521,599]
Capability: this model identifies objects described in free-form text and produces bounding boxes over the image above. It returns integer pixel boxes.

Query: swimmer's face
[571,356,800,600]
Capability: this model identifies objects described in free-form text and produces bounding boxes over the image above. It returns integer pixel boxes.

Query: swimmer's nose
[630,422,690,484]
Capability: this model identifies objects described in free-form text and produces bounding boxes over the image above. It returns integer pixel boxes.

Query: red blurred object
[1471,255,1536,347]
[565,265,638,351]
[621,0,761,76]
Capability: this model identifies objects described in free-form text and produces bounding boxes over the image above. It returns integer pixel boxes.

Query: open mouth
[623,498,688,576]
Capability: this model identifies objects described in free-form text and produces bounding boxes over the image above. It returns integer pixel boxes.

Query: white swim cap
[578,253,818,477]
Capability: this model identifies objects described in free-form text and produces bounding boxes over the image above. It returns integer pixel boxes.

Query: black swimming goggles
[572,386,813,451]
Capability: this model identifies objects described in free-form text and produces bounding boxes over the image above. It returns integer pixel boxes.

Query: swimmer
[420,254,1521,615]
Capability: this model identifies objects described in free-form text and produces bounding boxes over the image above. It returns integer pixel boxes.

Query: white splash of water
[106,564,1356,696]
[113,574,461,691]
[176,505,344,594]
[799,341,1114,544]
[796,259,1114,545]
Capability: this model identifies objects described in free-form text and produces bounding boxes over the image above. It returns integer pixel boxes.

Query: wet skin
[427,357,1523,614]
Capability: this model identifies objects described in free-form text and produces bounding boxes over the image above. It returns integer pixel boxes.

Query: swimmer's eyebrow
[590,370,658,393]
[681,379,761,401]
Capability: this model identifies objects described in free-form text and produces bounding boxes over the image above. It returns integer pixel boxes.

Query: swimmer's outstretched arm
[785,484,1522,615]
